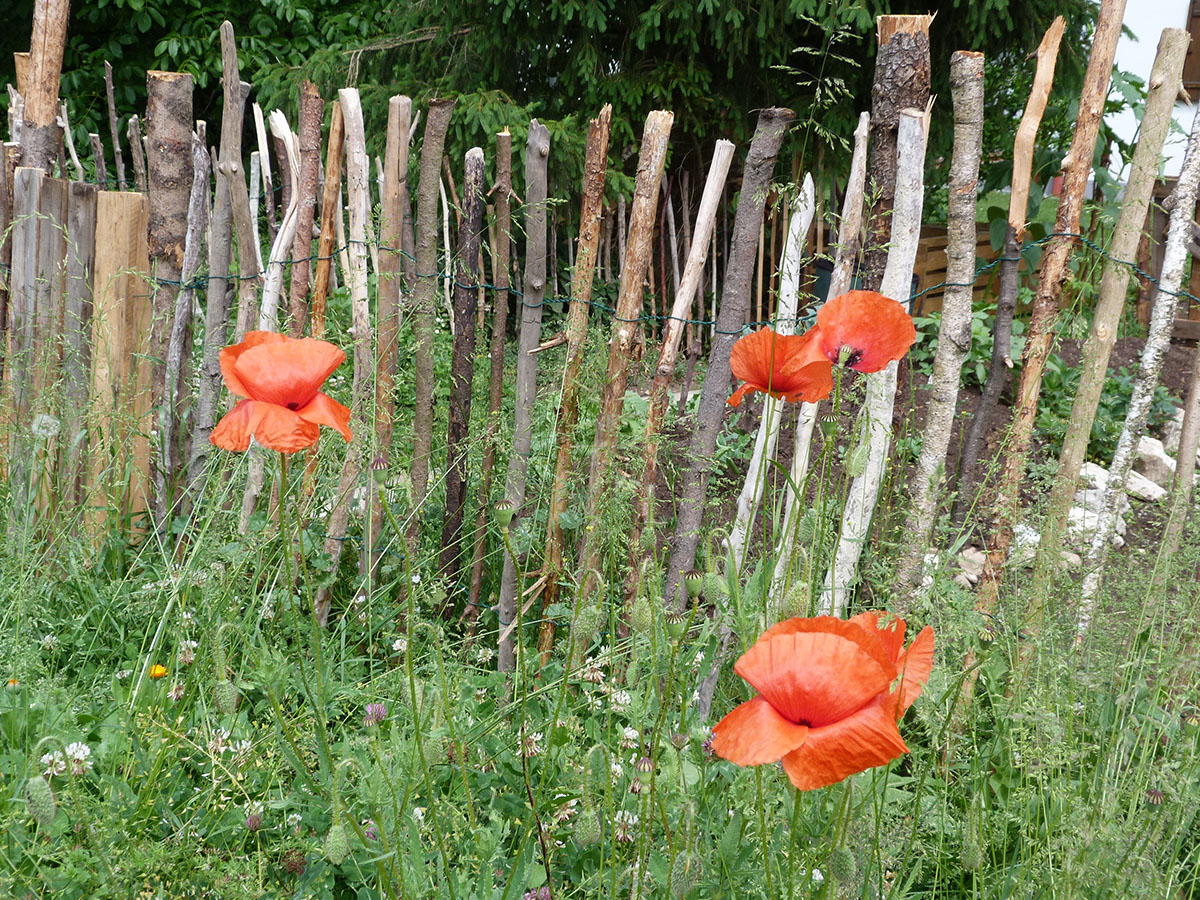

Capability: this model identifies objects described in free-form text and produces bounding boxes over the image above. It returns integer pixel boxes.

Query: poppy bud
[702,573,727,598]
[829,846,856,883]
[493,500,515,529]
[324,821,350,864]
[664,609,687,640]
[215,680,238,716]
[783,579,809,617]
[684,569,705,599]
[796,509,818,544]
[670,851,703,898]
[26,775,56,828]
[959,838,982,872]
[624,656,640,685]
[573,605,605,645]
[574,808,601,846]
[629,598,653,636]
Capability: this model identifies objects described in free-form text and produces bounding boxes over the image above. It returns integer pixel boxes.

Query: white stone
[1133,436,1176,488]
[1124,469,1167,502]
[1060,550,1083,569]
[953,573,974,590]
[958,546,986,579]
[1079,461,1109,491]
[1073,487,1129,517]
[1066,505,1125,549]
[1008,523,1040,566]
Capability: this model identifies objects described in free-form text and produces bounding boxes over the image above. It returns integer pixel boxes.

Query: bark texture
[1032,26,1188,597]
[860,15,933,293]
[895,51,984,593]
[407,99,455,549]
[438,147,486,589]
[663,107,795,608]
[19,0,69,172]
[497,120,550,673]
[287,81,323,334]
[145,70,194,529]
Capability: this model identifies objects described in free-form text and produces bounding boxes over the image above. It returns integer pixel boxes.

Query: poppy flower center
[837,344,862,368]
[286,401,301,411]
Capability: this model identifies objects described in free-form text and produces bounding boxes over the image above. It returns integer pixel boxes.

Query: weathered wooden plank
[87,190,151,538]
[33,176,67,401]
[62,181,97,504]
[8,166,43,429]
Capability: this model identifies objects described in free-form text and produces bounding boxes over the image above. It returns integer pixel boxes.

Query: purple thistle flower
[362,818,379,840]
[522,888,551,900]
[362,702,388,727]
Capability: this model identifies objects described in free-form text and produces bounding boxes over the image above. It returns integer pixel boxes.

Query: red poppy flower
[815,290,916,373]
[211,331,352,454]
[710,611,934,791]
[728,327,834,407]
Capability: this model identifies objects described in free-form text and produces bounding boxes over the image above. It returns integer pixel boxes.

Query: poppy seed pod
[324,821,350,864]
[684,569,705,599]
[25,775,56,828]
[664,608,687,640]
[214,680,238,716]
[493,500,515,529]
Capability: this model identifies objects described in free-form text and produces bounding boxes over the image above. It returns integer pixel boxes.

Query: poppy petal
[780,694,909,791]
[296,392,352,442]
[729,328,833,405]
[210,399,319,453]
[711,696,810,765]
[816,291,916,373]
[894,625,934,715]
[219,331,289,398]
[848,611,907,664]
[733,630,893,728]
[728,383,756,407]
[751,616,896,678]
[780,360,834,403]
[233,337,346,410]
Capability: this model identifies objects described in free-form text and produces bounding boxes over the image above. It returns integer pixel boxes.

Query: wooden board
[63,182,97,505]
[86,190,151,539]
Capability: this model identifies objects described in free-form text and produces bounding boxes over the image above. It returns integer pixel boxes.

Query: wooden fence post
[19,0,69,172]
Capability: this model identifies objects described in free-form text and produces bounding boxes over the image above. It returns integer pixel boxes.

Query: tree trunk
[19,0,69,172]
[726,176,815,574]
[497,120,550,673]
[465,127,516,629]
[184,21,245,505]
[252,103,277,245]
[535,107,611,652]
[287,81,323,335]
[314,89,372,626]
[628,140,734,576]
[953,18,1065,528]
[663,107,795,608]
[366,95,411,579]
[438,147,486,591]
[145,70,193,531]
[895,51,984,594]
[860,15,933,294]
[90,134,108,188]
[974,0,1126,641]
[407,98,455,550]
[823,108,928,614]
[1159,338,1200,591]
[771,112,870,599]
[1079,106,1200,629]
[576,109,673,605]
[1032,27,1189,597]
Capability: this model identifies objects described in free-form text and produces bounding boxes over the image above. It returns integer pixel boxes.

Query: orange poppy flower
[815,290,917,373]
[211,331,352,454]
[710,611,933,791]
[728,327,834,407]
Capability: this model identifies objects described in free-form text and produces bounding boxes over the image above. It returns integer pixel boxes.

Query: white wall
[1108,1,1193,178]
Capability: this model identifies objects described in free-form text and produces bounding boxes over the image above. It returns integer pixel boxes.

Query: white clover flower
[474,688,488,704]
[411,574,422,585]
[612,809,638,842]
[477,647,496,664]
[610,760,623,781]
[65,742,92,775]
[208,728,230,756]
[246,800,264,817]
[412,807,425,823]
[581,658,605,684]
[177,639,199,666]
[610,689,632,713]
[116,669,132,680]
[619,726,639,750]
[40,634,58,651]
[261,600,275,621]
[40,751,66,777]
[181,609,195,626]
[168,682,185,702]
[521,730,544,757]
[392,637,408,654]
[287,812,302,829]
